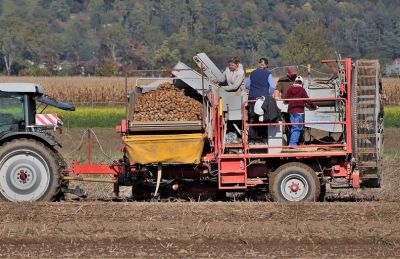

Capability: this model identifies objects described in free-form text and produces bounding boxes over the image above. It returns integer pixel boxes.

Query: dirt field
[0,202,399,258]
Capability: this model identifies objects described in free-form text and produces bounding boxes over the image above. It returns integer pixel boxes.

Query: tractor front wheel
[270,162,320,202]
[0,138,63,202]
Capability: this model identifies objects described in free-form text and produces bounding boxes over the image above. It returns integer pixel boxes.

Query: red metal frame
[69,160,121,176]
[240,97,349,157]
[217,58,359,188]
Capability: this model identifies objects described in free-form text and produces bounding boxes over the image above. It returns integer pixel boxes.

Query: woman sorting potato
[217,56,245,92]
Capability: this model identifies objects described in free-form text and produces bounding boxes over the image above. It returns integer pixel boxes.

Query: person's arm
[268,74,275,96]
[273,89,280,98]
[212,69,226,84]
[303,89,317,110]
[245,77,251,89]
[223,70,245,92]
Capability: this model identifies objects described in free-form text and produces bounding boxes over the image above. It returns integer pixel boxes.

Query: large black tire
[269,162,320,202]
[0,138,63,202]
[52,149,68,201]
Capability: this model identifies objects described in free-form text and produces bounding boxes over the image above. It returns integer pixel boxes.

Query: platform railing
[241,97,348,153]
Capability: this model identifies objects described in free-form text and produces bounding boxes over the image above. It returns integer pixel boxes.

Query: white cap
[295,76,304,84]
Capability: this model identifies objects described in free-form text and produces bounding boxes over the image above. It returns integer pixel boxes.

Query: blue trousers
[289,113,304,146]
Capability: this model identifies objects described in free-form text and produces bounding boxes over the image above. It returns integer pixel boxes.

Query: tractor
[0,83,74,201]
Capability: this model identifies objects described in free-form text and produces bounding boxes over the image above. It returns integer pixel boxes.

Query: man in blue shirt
[245,58,275,145]
[245,58,275,98]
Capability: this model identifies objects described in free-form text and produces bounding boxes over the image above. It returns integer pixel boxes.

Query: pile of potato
[132,82,203,122]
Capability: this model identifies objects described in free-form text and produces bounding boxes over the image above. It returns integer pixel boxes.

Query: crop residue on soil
[0,202,399,258]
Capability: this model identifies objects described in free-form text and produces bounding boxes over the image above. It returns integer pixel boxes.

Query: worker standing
[245,58,275,144]
[274,66,298,99]
[219,57,245,92]
[274,66,298,144]
[284,76,317,147]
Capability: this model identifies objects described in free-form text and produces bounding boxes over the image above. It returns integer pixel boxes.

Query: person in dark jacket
[284,76,317,147]
[245,58,275,144]
[261,96,280,122]
[274,66,298,143]
[274,66,298,99]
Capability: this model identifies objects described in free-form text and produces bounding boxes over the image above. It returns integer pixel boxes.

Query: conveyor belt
[352,60,384,187]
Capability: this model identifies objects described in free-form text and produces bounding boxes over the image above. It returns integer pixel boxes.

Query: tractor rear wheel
[270,162,320,202]
[0,138,63,202]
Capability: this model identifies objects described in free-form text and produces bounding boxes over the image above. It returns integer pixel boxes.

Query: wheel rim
[280,173,309,201]
[0,149,50,201]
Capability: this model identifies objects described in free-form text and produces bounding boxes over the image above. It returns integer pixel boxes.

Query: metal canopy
[37,96,75,111]
[0,83,45,94]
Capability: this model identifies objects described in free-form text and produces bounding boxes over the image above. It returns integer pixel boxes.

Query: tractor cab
[0,83,75,133]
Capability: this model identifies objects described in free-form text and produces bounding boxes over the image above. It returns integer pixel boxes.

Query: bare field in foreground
[0,202,399,258]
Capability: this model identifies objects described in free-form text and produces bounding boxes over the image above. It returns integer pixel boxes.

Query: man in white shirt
[219,56,245,92]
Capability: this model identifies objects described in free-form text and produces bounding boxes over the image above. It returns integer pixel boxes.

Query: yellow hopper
[123,133,205,164]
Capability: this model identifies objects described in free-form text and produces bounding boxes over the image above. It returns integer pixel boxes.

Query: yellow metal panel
[245,68,255,75]
[219,98,224,116]
[123,133,205,164]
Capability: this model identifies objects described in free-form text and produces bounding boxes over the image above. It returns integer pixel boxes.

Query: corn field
[0,76,400,105]
[382,77,400,105]
[0,76,135,105]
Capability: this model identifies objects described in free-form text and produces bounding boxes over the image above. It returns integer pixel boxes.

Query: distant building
[385,59,400,76]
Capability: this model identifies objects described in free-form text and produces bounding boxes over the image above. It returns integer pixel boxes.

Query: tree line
[0,0,399,76]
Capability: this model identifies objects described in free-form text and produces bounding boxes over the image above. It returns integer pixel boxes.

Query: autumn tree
[0,17,30,75]
[281,20,333,66]
[152,40,179,68]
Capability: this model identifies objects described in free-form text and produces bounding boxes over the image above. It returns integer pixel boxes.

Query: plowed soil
[0,202,399,258]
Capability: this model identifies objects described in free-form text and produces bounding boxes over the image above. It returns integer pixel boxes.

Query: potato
[132,82,203,122]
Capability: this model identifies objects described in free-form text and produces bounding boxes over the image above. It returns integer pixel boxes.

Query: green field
[46,106,399,129]
[385,106,400,128]
[47,106,126,128]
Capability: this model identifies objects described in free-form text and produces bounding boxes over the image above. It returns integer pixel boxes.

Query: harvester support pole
[112,182,120,198]
[125,72,128,117]
[87,129,91,165]
[154,163,162,197]
[200,63,206,129]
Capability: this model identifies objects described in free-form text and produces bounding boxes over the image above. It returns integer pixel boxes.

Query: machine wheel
[0,138,62,202]
[270,162,320,202]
